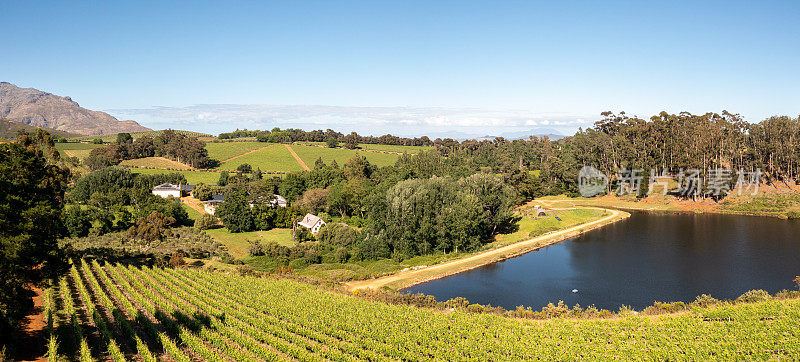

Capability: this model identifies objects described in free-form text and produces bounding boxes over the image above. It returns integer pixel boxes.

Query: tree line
[218,127,436,147]
[84,130,218,170]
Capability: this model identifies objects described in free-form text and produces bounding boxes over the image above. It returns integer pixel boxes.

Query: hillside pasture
[290,144,400,167]
[216,144,303,172]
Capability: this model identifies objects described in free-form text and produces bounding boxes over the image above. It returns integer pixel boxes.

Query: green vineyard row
[43,260,800,360]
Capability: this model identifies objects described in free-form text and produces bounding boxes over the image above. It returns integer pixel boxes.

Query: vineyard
[46,259,800,361]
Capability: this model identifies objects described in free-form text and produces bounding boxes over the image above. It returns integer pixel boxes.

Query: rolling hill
[0,82,151,135]
[0,118,80,139]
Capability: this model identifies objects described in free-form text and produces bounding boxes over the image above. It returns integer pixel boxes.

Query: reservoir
[403,211,800,311]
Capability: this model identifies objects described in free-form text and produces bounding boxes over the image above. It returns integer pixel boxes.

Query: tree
[237,163,252,173]
[0,140,69,338]
[218,171,229,186]
[116,132,133,144]
[91,138,104,144]
[215,188,254,232]
[298,188,330,214]
[64,205,91,237]
[326,138,339,148]
[127,211,176,249]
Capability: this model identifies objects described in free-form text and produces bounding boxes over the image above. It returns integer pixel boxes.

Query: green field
[204,228,295,258]
[55,142,105,160]
[69,130,211,143]
[204,141,268,162]
[129,168,222,185]
[181,203,202,223]
[45,260,800,361]
[120,157,192,170]
[291,144,400,167]
[216,144,303,172]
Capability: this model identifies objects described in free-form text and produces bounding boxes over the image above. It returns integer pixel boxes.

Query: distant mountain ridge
[0,82,151,135]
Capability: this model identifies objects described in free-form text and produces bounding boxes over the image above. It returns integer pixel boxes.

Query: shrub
[249,240,266,256]
[237,163,252,173]
[194,214,219,230]
[736,289,771,303]
[693,294,720,308]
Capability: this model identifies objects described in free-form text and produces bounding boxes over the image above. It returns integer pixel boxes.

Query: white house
[271,195,288,208]
[152,183,194,198]
[204,194,225,215]
[298,213,326,234]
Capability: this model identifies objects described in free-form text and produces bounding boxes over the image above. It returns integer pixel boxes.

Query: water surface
[403,212,800,310]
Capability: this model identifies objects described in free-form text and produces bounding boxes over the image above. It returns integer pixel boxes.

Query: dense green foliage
[0,136,70,339]
[218,127,434,146]
[66,167,191,235]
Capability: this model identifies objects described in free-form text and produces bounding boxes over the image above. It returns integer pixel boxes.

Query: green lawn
[216,144,303,172]
[494,208,607,246]
[205,228,295,258]
[130,168,222,185]
[290,144,400,167]
[181,203,202,223]
[204,141,268,162]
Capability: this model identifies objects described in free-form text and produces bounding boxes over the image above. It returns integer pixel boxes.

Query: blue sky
[2,1,799,137]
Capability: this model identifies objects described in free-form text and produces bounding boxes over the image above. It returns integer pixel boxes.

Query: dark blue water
[403,212,800,311]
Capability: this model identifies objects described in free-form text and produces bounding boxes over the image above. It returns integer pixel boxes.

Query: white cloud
[108,104,598,138]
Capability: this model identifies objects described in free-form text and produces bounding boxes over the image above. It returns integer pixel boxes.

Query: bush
[237,163,252,173]
[736,289,771,303]
[194,214,219,230]
[693,294,720,308]
[249,240,266,256]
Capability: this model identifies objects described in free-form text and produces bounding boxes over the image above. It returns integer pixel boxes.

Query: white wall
[153,190,180,198]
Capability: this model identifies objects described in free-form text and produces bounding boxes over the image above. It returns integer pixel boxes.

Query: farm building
[152,183,194,198]
[204,194,225,215]
[298,213,326,234]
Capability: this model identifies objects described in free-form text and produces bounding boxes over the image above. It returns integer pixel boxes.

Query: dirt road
[285,144,311,171]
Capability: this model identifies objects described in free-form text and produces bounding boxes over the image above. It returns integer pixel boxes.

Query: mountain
[0,118,80,140]
[0,82,151,135]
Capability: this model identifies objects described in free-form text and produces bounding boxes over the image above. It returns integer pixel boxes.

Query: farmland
[45,259,800,361]
[205,141,269,162]
[216,144,304,172]
[129,168,222,185]
[55,142,105,160]
[120,157,194,170]
[290,144,400,167]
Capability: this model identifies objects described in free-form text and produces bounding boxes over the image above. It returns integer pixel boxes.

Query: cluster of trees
[0,134,70,341]
[217,127,435,147]
[64,167,191,237]
[84,130,218,170]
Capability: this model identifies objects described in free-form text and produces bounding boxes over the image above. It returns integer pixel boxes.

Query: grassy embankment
[538,190,800,219]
